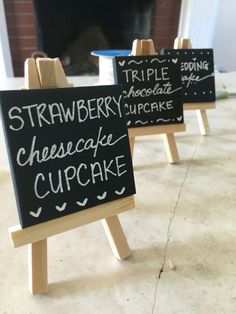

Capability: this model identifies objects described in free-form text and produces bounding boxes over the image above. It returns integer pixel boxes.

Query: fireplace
[33,0,156,75]
[4,0,181,76]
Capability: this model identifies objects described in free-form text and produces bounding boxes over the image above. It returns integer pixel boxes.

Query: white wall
[178,0,219,48]
[179,0,236,71]
[212,0,236,71]
[0,0,13,77]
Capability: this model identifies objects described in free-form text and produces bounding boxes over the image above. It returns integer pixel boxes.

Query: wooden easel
[174,37,216,135]
[128,39,186,163]
[8,57,135,295]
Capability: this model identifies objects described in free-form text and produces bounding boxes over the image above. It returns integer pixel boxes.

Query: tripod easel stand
[128,39,186,163]
[8,57,135,295]
[174,37,216,135]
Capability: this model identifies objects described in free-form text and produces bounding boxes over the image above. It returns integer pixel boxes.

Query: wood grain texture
[128,123,186,138]
[28,239,48,294]
[129,137,135,158]
[184,102,216,110]
[131,39,142,56]
[24,58,40,89]
[174,37,192,49]
[9,196,135,248]
[102,215,130,260]
[196,109,210,135]
[162,133,180,163]
[131,39,158,56]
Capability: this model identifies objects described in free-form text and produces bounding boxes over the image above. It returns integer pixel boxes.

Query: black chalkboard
[162,49,215,102]
[113,55,183,128]
[0,85,136,228]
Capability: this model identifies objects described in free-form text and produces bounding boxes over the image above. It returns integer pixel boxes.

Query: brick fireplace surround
[4,0,181,76]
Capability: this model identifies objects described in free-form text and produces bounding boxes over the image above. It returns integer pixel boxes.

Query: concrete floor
[0,74,236,313]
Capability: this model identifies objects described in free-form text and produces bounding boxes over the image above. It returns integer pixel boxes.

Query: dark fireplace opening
[34,0,156,75]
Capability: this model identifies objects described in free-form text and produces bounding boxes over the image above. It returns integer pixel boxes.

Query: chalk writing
[55,202,67,212]
[182,73,214,88]
[0,85,136,228]
[76,198,88,207]
[123,83,182,99]
[29,207,42,218]
[8,95,123,130]
[115,187,126,195]
[181,60,209,71]
[150,58,167,64]
[97,191,107,200]
[33,155,127,199]
[113,55,183,128]
[128,60,144,65]
[16,127,127,167]
[162,49,215,102]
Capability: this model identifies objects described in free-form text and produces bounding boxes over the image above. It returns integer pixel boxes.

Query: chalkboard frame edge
[9,195,135,248]
[128,122,186,137]
[184,102,216,110]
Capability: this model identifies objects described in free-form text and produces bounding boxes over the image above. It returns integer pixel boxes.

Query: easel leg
[28,239,48,294]
[196,109,210,135]
[101,215,130,260]
[162,133,180,163]
[129,137,135,158]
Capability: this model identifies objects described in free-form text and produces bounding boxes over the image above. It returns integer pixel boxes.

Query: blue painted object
[91,50,131,84]
[91,50,131,58]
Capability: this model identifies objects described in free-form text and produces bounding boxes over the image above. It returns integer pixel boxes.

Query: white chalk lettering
[123,82,182,99]
[59,101,76,122]
[34,173,50,199]
[91,162,103,184]
[48,170,63,193]
[64,166,76,191]
[77,100,88,122]
[22,104,38,127]
[16,126,127,167]
[33,155,127,198]
[48,103,63,124]
[125,100,174,115]
[8,106,24,131]
[181,60,209,72]
[122,67,170,83]
[36,103,51,127]
[116,155,127,176]
[77,164,90,186]
[87,98,97,119]
[182,73,213,88]
[8,95,123,131]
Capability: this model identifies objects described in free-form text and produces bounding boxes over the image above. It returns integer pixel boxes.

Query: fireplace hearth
[34,0,155,75]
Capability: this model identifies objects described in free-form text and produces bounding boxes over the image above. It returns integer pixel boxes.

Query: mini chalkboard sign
[162,49,216,103]
[0,85,136,228]
[5,58,135,295]
[113,55,184,128]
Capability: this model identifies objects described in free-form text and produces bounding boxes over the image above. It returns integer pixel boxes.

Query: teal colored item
[91,50,131,57]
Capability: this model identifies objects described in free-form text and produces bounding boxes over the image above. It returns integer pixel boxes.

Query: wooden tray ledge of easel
[184,102,216,110]
[128,123,185,138]
[9,196,134,248]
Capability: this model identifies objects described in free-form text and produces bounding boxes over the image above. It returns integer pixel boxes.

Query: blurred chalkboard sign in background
[162,49,215,103]
[113,55,183,128]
